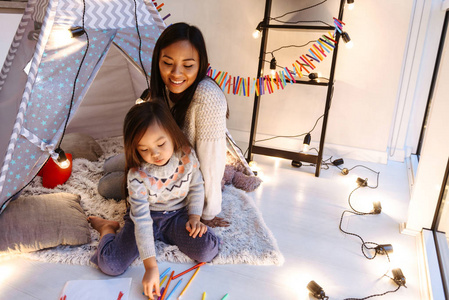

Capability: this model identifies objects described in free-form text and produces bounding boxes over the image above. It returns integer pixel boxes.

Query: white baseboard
[228,128,393,164]
[400,221,421,236]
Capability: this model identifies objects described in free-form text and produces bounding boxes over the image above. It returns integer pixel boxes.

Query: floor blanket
[20,136,284,266]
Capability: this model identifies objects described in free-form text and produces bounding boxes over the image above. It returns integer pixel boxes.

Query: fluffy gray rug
[20,137,284,266]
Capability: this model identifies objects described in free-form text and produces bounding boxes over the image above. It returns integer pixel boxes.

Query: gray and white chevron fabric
[55,0,157,29]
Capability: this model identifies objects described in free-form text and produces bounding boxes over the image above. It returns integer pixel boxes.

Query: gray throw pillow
[0,193,90,254]
[60,133,104,161]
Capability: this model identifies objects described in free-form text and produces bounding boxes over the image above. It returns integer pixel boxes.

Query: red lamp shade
[37,153,73,188]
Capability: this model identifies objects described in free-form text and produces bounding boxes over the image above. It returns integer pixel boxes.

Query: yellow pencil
[177,267,201,299]
[160,275,168,287]
[201,292,206,300]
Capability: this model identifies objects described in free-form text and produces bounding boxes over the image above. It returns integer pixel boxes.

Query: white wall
[164,0,414,163]
[406,5,449,232]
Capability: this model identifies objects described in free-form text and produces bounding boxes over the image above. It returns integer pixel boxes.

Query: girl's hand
[186,215,207,238]
[142,258,160,300]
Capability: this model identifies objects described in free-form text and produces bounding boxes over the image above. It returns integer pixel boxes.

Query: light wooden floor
[0,154,422,299]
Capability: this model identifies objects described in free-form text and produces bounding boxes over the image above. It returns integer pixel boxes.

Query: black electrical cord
[133,0,150,91]
[339,209,384,260]
[270,0,333,27]
[244,114,324,157]
[266,41,317,57]
[343,285,401,300]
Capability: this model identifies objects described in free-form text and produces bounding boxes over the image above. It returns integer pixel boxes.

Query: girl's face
[137,122,174,166]
[159,40,200,96]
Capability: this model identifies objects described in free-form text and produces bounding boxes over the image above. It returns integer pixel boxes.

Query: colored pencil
[177,266,200,299]
[157,287,165,300]
[160,275,168,287]
[160,267,171,280]
[160,271,174,300]
[172,262,206,279]
[166,279,182,300]
[221,293,229,300]
[202,292,206,300]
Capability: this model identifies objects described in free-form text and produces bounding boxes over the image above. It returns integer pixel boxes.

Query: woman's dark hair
[122,101,191,197]
[150,22,209,128]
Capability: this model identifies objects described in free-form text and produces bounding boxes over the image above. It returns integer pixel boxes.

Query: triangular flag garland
[206,18,345,97]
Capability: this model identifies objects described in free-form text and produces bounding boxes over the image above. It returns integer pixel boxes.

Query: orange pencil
[172,262,206,280]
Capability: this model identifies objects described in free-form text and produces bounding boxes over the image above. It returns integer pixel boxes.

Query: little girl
[88,101,219,299]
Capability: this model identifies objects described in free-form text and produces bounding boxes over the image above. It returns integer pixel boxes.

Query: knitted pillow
[0,193,90,254]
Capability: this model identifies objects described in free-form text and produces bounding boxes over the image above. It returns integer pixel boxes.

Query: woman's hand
[186,214,208,238]
[142,257,160,300]
[201,216,230,228]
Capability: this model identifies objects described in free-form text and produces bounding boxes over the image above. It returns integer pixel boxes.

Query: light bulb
[54,148,71,169]
[347,0,355,9]
[253,22,263,39]
[302,133,311,152]
[252,29,261,39]
[345,40,354,49]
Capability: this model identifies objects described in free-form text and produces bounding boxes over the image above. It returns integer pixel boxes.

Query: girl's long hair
[122,101,190,197]
[150,22,209,128]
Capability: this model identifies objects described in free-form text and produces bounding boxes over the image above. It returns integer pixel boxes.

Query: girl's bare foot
[201,216,230,228]
[88,216,120,238]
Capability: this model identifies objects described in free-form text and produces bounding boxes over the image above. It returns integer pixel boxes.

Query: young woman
[98,22,229,227]
[89,101,219,299]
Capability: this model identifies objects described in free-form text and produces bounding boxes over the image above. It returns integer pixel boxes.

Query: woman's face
[158,40,200,96]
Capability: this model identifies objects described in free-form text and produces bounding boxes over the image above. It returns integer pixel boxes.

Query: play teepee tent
[0,0,167,212]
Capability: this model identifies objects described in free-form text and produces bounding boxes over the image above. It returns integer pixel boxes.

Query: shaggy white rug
[19,137,284,266]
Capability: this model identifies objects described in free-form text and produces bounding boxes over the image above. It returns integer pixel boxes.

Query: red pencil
[172,262,206,280]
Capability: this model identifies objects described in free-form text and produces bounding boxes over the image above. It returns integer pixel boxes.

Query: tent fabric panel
[0,21,38,179]
[113,25,159,78]
[54,0,159,30]
[0,136,49,210]
[0,0,59,205]
[22,27,115,143]
[0,28,115,210]
[66,46,138,139]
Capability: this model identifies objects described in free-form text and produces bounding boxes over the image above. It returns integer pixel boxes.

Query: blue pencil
[165,279,182,300]
[160,267,171,280]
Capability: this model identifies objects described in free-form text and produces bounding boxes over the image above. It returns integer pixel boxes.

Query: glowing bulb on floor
[53,148,71,169]
[249,161,261,175]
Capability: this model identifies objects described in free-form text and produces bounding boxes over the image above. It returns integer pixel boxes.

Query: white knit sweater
[169,77,227,220]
